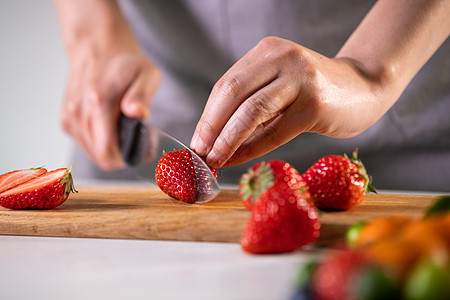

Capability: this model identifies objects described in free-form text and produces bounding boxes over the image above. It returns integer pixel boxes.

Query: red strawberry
[302,150,376,211]
[0,167,77,210]
[155,149,217,203]
[239,159,304,211]
[311,249,368,300]
[0,167,47,194]
[239,160,321,254]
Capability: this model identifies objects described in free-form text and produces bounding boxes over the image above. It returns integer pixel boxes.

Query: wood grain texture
[0,186,439,247]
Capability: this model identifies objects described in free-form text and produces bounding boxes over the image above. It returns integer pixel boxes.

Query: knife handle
[118,114,146,166]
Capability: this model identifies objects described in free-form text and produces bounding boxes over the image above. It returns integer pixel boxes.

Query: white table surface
[0,235,320,300]
[1,180,445,300]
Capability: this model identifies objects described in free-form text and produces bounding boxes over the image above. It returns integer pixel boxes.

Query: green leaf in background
[345,220,366,248]
[425,196,450,217]
[404,259,450,300]
[357,266,400,300]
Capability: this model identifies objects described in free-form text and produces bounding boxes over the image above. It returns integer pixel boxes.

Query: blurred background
[0,1,72,174]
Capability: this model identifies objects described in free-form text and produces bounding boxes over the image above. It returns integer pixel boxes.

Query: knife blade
[118,114,220,203]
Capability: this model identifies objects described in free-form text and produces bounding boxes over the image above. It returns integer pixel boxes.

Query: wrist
[54,0,137,60]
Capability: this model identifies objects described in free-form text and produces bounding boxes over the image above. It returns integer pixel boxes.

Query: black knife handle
[118,114,146,166]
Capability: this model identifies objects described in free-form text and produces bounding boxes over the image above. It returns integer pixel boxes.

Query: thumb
[120,66,160,120]
[121,99,149,120]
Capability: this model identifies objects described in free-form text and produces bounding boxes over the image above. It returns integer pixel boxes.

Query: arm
[337,0,450,118]
[54,0,160,170]
[191,0,450,169]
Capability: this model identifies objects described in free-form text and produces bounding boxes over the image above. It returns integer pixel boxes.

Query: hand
[191,0,450,169]
[190,37,384,169]
[55,0,160,170]
[60,45,160,170]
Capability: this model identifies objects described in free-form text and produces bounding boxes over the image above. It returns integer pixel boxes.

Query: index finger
[190,52,279,158]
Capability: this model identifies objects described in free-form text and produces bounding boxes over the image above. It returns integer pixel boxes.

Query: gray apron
[73,0,450,191]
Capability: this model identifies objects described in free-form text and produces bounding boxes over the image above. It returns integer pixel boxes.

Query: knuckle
[257,36,282,49]
[59,102,79,133]
[86,87,103,108]
[199,118,216,136]
[262,125,281,146]
[257,36,301,62]
[95,150,117,171]
[283,42,302,59]
[59,112,71,133]
[216,134,235,152]
[213,74,245,99]
[245,92,279,122]
[303,61,321,85]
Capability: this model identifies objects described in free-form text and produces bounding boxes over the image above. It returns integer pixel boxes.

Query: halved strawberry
[0,167,47,194]
[0,167,77,210]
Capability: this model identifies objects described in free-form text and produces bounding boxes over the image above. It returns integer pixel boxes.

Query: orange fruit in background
[401,214,450,265]
[363,238,423,278]
[362,214,450,277]
[420,213,450,247]
[356,216,414,248]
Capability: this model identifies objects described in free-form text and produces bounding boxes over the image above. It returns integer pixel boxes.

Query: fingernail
[206,148,222,168]
[190,132,199,149]
[195,137,209,156]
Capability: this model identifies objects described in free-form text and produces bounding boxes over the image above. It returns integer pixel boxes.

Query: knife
[118,114,220,203]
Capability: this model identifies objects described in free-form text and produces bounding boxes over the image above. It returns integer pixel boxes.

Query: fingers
[60,54,160,170]
[120,61,161,120]
[61,78,125,170]
[223,100,317,167]
[205,76,297,168]
[190,36,337,169]
[190,41,282,160]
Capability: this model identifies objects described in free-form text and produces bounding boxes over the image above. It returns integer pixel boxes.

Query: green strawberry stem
[29,166,45,170]
[240,162,274,203]
[62,165,78,194]
[346,149,377,194]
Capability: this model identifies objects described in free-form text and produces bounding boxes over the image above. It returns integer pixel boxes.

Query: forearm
[337,0,450,109]
[53,0,138,60]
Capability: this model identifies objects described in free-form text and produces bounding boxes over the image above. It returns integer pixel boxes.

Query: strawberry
[311,249,367,300]
[0,167,77,210]
[239,159,304,211]
[302,150,376,211]
[0,167,47,194]
[311,248,400,300]
[239,160,321,254]
[155,149,217,203]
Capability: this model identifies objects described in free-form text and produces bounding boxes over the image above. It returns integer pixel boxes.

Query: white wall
[0,1,72,174]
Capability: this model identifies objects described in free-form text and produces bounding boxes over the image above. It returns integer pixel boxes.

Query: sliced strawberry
[0,167,77,210]
[0,167,47,194]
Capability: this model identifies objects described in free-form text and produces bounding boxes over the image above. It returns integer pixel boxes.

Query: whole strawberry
[311,249,369,300]
[239,159,304,211]
[239,160,320,254]
[302,150,376,211]
[310,248,400,300]
[0,167,77,210]
[155,149,217,203]
[0,167,47,194]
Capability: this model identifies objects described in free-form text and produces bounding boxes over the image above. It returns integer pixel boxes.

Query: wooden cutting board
[0,186,438,247]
